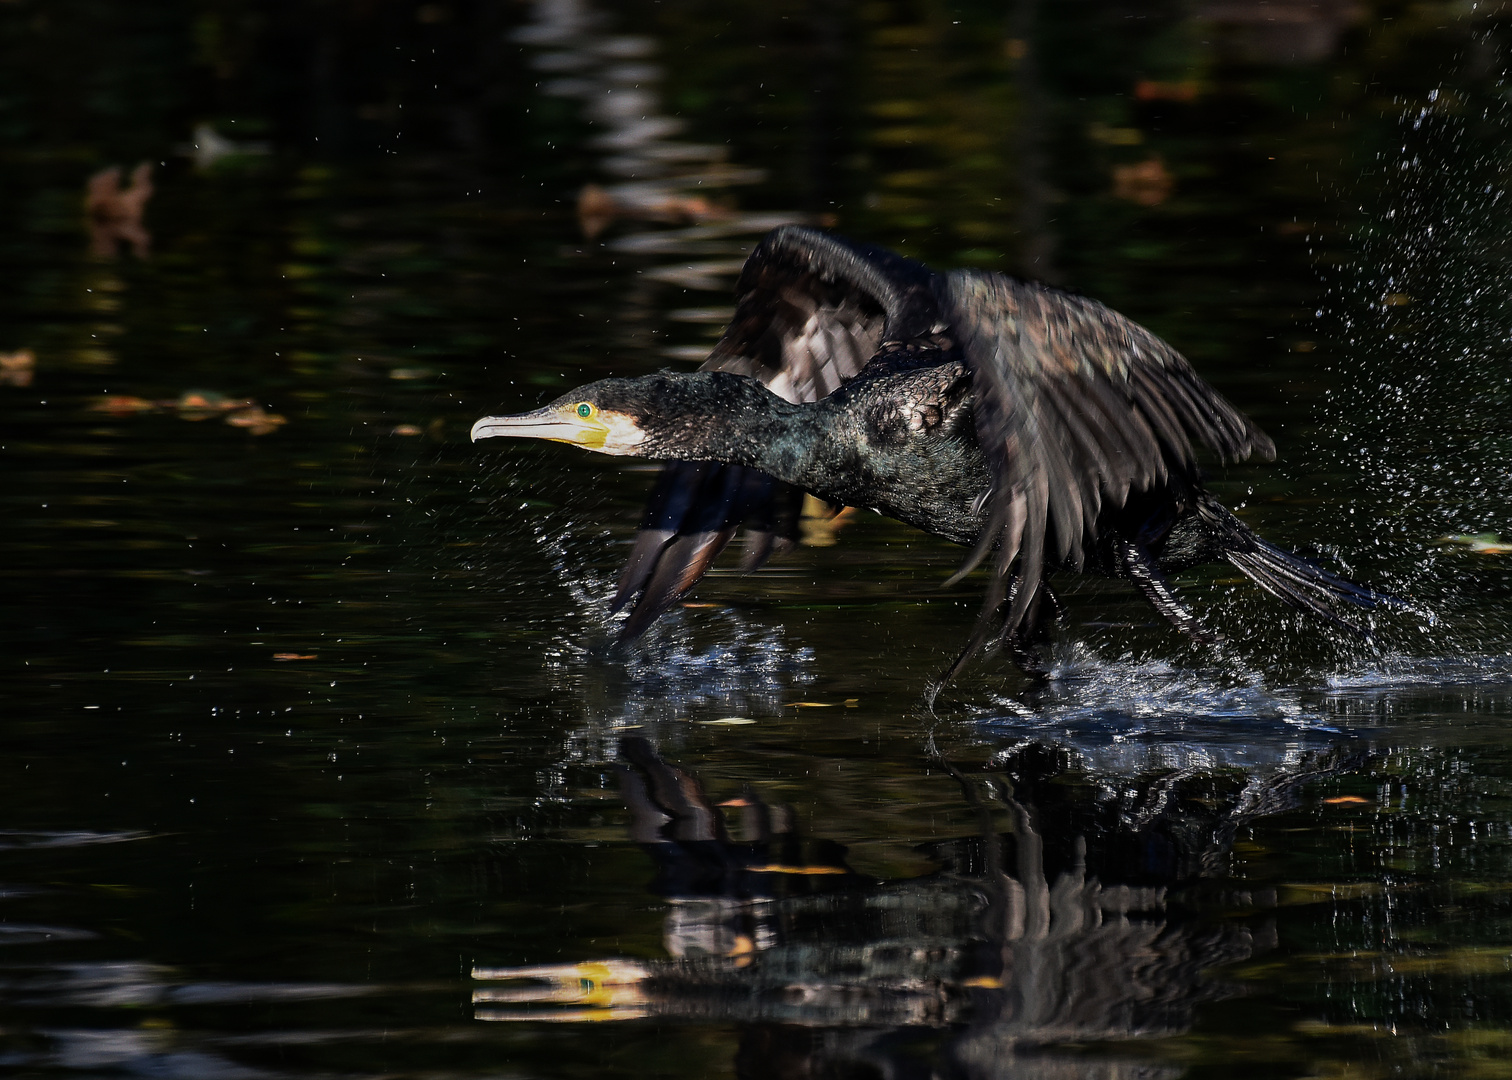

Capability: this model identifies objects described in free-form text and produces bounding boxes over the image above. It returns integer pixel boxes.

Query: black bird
[473,226,1390,682]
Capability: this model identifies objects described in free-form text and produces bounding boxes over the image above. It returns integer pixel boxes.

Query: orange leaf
[89,394,157,415]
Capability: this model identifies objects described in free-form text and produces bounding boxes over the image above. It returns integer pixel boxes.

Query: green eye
[575,402,594,418]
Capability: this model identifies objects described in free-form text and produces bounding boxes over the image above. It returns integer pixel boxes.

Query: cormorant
[473,226,1390,681]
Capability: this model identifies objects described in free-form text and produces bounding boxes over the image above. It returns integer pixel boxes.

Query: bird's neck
[635,372,862,497]
[683,398,835,489]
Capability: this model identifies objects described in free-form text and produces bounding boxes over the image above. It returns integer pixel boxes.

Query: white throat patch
[597,411,647,455]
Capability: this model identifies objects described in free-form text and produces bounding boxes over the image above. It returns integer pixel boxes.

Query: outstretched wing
[613,226,940,638]
[701,224,941,395]
[942,269,1274,675]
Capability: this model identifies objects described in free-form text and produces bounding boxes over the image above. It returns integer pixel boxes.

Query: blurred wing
[702,224,941,399]
[615,227,940,639]
[611,462,803,639]
[943,269,1274,671]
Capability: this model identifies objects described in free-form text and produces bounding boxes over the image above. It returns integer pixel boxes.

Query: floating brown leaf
[0,349,35,387]
[1112,157,1175,207]
[174,390,252,418]
[85,163,153,259]
[576,182,733,240]
[224,406,287,435]
[89,394,158,416]
[1134,80,1200,102]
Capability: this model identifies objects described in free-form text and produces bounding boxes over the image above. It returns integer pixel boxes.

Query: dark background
[5,2,1512,1077]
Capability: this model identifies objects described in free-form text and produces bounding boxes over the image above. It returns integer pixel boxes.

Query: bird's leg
[998,580,1061,681]
[928,568,1019,699]
[1113,538,1218,644]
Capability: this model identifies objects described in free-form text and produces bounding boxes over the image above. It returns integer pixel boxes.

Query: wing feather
[1124,368,1192,466]
[944,269,1273,668]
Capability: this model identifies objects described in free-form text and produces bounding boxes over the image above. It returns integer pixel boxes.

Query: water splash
[961,638,1512,778]
[967,645,1332,774]
[1318,81,1512,653]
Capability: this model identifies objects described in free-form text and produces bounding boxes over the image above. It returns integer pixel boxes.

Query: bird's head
[470,370,780,459]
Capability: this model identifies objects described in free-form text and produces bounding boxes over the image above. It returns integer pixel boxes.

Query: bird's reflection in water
[475,736,1366,1076]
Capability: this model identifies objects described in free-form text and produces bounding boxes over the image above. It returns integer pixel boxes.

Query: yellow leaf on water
[1279,882,1383,905]
[1438,533,1512,554]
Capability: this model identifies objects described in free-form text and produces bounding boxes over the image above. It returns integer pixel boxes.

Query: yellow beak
[470,406,610,449]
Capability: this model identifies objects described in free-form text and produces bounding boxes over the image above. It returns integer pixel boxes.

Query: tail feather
[1200,497,1402,637]
[1225,547,1374,638]
[1239,538,1383,607]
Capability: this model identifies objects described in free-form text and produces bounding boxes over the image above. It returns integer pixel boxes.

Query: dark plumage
[473,226,1393,682]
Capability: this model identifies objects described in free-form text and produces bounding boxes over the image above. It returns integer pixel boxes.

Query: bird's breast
[789,406,991,548]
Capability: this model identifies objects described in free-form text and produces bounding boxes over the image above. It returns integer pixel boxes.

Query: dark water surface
[7,2,1512,1076]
